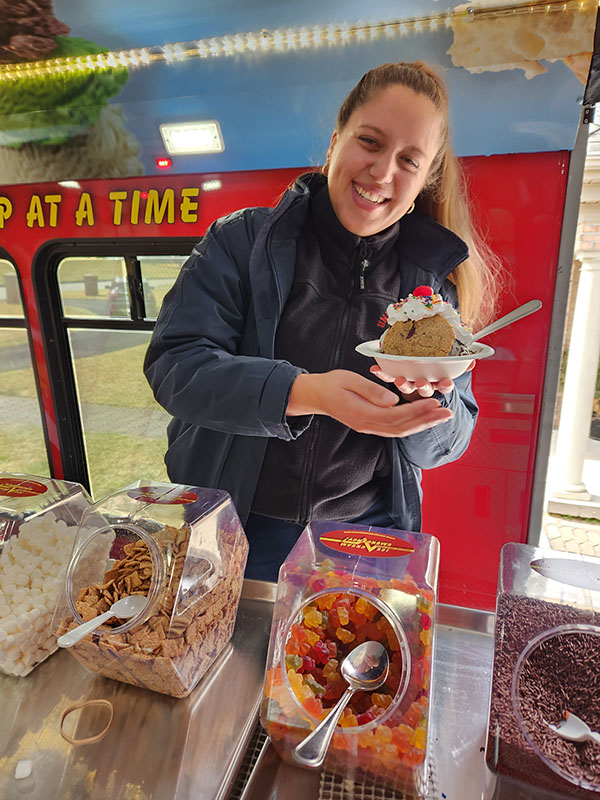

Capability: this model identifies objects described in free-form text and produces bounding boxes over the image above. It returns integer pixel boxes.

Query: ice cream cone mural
[0,0,143,183]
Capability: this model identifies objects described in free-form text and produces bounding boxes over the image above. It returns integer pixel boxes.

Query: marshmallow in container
[0,474,103,677]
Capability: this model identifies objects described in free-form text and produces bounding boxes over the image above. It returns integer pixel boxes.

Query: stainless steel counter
[0,581,496,800]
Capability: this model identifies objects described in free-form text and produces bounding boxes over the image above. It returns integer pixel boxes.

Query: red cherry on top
[412,285,434,297]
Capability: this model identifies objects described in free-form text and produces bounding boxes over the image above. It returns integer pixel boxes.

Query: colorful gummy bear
[264,577,435,792]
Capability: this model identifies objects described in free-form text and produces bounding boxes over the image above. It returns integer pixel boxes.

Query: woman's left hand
[369,362,474,401]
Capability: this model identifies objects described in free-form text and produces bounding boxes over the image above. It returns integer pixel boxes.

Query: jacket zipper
[297,240,368,523]
[359,240,369,290]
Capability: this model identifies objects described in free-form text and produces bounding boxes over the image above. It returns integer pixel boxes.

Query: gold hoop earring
[406,201,415,215]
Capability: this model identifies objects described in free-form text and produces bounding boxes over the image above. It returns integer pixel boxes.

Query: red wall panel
[421,151,568,609]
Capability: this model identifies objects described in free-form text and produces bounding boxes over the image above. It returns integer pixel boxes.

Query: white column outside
[552,248,600,500]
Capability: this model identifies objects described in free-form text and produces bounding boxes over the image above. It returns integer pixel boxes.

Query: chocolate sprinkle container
[486,542,600,798]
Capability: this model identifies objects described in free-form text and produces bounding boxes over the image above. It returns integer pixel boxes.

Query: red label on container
[320,530,414,558]
[0,478,48,498]
[127,487,198,505]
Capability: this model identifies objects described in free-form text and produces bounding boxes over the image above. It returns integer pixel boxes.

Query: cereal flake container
[52,481,248,698]
[486,542,600,798]
[0,473,94,677]
[260,521,439,796]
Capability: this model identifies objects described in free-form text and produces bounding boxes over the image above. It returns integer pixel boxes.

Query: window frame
[0,246,53,475]
[32,238,198,492]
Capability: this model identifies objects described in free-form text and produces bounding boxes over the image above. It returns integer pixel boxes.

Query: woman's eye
[401,156,419,171]
[358,136,378,147]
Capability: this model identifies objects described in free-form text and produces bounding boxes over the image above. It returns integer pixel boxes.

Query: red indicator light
[156,157,172,169]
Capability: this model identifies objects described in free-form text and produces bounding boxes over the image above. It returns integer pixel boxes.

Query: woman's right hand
[287,370,453,438]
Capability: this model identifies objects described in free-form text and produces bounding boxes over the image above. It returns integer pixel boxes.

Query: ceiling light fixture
[159,121,224,155]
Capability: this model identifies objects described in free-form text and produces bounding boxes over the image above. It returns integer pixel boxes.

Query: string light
[0,0,596,82]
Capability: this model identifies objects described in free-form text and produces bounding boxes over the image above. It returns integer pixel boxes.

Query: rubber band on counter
[60,699,114,745]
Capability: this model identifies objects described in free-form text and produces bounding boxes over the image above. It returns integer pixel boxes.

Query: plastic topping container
[486,542,600,798]
[0,473,94,677]
[52,481,248,698]
[260,521,439,797]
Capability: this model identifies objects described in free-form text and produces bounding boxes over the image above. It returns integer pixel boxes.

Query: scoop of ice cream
[0,0,70,63]
[0,36,129,146]
[382,315,458,357]
[383,286,473,346]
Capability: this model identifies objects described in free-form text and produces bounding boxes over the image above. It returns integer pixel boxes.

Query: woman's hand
[287,370,452,437]
[369,362,475,401]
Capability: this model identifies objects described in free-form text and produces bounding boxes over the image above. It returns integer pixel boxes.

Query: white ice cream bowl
[355,340,495,382]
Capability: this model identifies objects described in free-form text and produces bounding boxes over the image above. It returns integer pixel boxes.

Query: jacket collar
[271,171,469,284]
[309,179,400,264]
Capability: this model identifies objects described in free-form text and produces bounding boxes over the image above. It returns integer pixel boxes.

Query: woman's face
[326,84,442,237]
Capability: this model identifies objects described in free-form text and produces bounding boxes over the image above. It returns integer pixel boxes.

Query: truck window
[139,255,188,320]
[0,258,50,475]
[58,256,127,319]
[55,251,189,500]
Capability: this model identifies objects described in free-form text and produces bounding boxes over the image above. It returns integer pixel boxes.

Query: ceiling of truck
[0,0,596,183]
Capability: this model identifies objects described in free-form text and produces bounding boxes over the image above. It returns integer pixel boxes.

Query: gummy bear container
[52,481,248,698]
[260,521,439,797]
[0,472,94,677]
[486,542,600,798]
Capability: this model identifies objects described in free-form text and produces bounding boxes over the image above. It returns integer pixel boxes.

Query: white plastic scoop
[470,299,542,342]
[548,711,600,746]
[293,640,389,769]
[57,594,147,648]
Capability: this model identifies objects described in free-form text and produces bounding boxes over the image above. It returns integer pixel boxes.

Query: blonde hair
[329,61,503,328]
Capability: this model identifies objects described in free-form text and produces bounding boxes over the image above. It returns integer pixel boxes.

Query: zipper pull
[360,258,369,290]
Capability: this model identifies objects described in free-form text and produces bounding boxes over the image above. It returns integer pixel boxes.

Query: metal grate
[318,754,438,800]
[226,723,438,800]
[226,720,269,800]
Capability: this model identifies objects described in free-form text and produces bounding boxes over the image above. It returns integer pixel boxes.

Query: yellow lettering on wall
[0,197,13,228]
[26,195,45,228]
[109,191,127,225]
[44,194,62,227]
[180,188,199,223]
[130,190,141,225]
[144,189,175,224]
[75,192,95,227]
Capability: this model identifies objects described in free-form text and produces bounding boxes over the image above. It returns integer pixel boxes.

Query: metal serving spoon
[470,299,542,342]
[293,640,390,769]
[57,594,147,648]
[547,710,600,746]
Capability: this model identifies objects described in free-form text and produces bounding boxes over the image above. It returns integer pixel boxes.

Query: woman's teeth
[353,184,388,204]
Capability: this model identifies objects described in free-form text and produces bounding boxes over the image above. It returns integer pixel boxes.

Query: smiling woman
[325,85,441,237]
[324,62,501,329]
[144,60,501,582]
